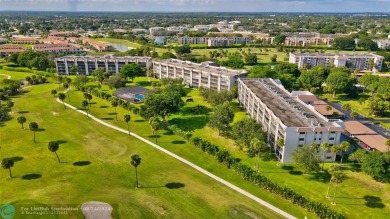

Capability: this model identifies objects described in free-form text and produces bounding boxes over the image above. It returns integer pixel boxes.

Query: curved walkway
[56,98,297,219]
[0,74,11,79]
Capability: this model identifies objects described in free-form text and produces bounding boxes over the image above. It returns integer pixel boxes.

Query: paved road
[56,98,297,219]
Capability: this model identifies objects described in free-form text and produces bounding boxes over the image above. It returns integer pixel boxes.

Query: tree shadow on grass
[136,81,152,87]
[17,111,29,114]
[73,161,91,166]
[100,105,109,108]
[289,170,303,175]
[55,140,67,145]
[22,174,42,180]
[281,165,294,171]
[307,171,331,182]
[169,115,209,131]
[36,128,46,132]
[101,117,114,120]
[134,120,145,122]
[107,113,117,115]
[172,140,186,144]
[148,135,161,140]
[165,182,185,189]
[163,131,174,135]
[364,196,385,208]
[9,156,23,162]
[343,163,362,172]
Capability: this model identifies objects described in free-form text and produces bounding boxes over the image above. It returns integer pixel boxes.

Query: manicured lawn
[94,38,142,49]
[1,84,288,219]
[75,78,390,219]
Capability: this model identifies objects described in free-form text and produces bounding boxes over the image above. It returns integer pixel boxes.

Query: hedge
[168,124,346,219]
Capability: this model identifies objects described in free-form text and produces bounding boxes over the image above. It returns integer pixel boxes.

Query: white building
[238,78,344,163]
[153,59,248,91]
[289,53,384,72]
[32,44,82,54]
[373,39,390,50]
[55,54,152,75]
[178,36,251,47]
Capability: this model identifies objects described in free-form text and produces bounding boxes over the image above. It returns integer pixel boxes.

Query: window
[330,144,334,146]
[299,132,305,135]
[299,138,305,141]
[330,131,336,134]
[318,138,321,141]
[330,138,335,140]
[326,156,332,159]
[298,144,304,147]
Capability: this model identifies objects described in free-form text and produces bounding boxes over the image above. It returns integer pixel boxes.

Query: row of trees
[7,50,54,71]
[349,148,390,181]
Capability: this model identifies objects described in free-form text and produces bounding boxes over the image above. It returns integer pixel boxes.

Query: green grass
[1,84,290,219]
[94,38,142,49]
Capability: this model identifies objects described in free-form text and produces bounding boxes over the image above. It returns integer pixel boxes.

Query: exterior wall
[55,56,152,75]
[153,60,247,91]
[237,78,341,163]
[178,37,251,46]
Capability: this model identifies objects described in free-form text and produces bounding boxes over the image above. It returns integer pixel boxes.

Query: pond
[111,43,131,52]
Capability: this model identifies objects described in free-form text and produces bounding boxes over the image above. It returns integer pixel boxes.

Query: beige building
[178,36,251,47]
[289,53,384,72]
[238,78,344,163]
[33,44,82,54]
[153,59,248,91]
[0,44,27,57]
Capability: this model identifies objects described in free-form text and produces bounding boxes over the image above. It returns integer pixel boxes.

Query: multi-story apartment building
[238,78,344,163]
[289,53,384,72]
[55,54,152,75]
[0,44,27,57]
[153,59,248,91]
[81,38,112,52]
[32,44,82,54]
[373,39,390,50]
[0,38,7,44]
[178,36,251,46]
[149,27,168,36]
[12,36,42,44]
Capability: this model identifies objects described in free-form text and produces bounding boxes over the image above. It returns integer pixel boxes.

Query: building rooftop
[241,78,341,129]
[291,52,384,59]
[155,59,247,77]
[344,121,377,135]
[355,135,388,152]
[55,54,152,61]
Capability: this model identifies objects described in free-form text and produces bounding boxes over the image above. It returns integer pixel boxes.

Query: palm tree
[29,122,39,143]
[65,77,72,84]
[250,138,267,172]
[149,117,161,143]
[130,154,141,188]
[1,158,14,178]
[17,116,26,129]
[111,100,118,121]
[325,105,333,117]
[63,83,71,101]
[320,142,331,169]
[124,114,131,135]
[81,100,89,117]
[350,111,359,120]
[51,89,57,98]
[339,141,351,165]
[58,93,66,109]
[85,93,93,107]
[57,76,63,90]
[331,169,345,205]
[48,141,60,163]
[341,103,351,112]
[331,145,341,163]
[325,164,341,198]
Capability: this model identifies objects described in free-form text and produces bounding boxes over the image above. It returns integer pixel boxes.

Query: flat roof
[155,59,247,77]
[291,52,384,59]
[355,135,388,152]
[344,121,377,135]
[55,55,152,61]
[241,79,338,128]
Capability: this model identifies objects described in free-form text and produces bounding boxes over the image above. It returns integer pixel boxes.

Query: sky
[0,0,390,12]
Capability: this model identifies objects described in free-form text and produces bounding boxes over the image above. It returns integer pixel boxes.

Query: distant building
[178,36,251,47]
[81,38,112,52]
[55,54,152,75]
[0,44,27,57]
[153,59,248,91]
[131,29,148,34]
[238,78,344,163]
[154,37,165,45]
[32,44,82,54]
[289,53,384,72]
[149,27,168,37]
[373,39,390,50]
[0,38,7,44]
[12,36,42,44]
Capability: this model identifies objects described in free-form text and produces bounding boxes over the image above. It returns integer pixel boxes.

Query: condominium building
[32,44,82,54]
[238,78,344,163]
[289,53,384,72]
[81,38,112,52]
[0,44,27,57]
[55,54,152,75]
[373,39,390,50]
[12,36,42,44]
[178,36,251,46]
[153,59,248,91]
[0,38,7,44]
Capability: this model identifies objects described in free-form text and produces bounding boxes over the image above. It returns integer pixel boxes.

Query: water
[111,43,130,52]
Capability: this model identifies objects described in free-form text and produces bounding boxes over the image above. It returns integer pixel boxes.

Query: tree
[361,151,387,180]
[29,122,39,143]
[175,45,191,56]
[84,93,93,107]
[1,158,14,178]
[51,89,57,98]
[325,71,352,97]
[292,145,322,173]
[341,103,351,112]
[130,154,141,188]
[221,55,245,69]
[111,100,118,121]
[245,53,258,65]
[298,68,326,90]
[274,34,286,45]
[124,114,131,136]
[17,116,26,129]
[325,164,341,198]
[248,66,277,78]
[349,149,367,164]
[149,117,162,143]
[331,145,341,163]
[333,37,355,50]
[70,65,79,75]
[270,54,277,63]
[81,100,89,117]
[58,93,66,109]
[357,38,378,51]
[91,67,106,84]
[63,83,70,101]
[107,74,127,90]
[208,102,234,136]
[231,118,265,150]
[386,139,390,152]
[250,138,268,172]
[320,142,331,169]
[350,111,359,120]
[331,168,345,205]
[161,52,176,59]
[48,141,60,163]
[325,105,333,116]
[339,141,351,165]
[120,63,144,82]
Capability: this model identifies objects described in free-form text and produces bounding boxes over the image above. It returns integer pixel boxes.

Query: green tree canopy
[120,63,145,82]
[208,102,234,135]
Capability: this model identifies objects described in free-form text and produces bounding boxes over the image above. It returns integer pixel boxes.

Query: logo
[0,204,15,219]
